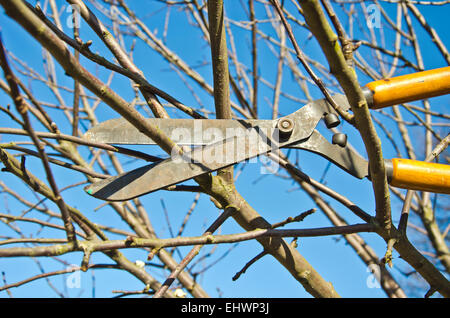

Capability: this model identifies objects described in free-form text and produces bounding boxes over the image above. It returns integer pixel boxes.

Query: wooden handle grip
[386,158,450,194]
[364,66,450,109]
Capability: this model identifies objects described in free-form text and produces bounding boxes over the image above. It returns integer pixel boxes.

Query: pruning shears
[84,67,450,201]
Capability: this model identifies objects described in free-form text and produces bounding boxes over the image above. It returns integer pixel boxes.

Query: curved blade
[84,154,219,201]
[84,117,268,145]
[83,94,350,146]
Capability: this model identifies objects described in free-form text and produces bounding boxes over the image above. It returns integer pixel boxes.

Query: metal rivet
[324,113,340,129]
[277,118,294,136]
[332,133,347,148]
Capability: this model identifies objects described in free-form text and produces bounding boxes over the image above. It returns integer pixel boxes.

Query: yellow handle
[364,66,450,109]
[387,158,450,194]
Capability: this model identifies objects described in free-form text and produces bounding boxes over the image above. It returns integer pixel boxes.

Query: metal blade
[83,94,350,146]
[84,117,270,145]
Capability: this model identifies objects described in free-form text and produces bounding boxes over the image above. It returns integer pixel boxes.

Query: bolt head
[324,113,340,129]
[277,118,294,134]
[332,133,347,148]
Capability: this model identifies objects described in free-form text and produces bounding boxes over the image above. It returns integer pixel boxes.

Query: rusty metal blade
[84,117,271,145]
[83,94,350,146]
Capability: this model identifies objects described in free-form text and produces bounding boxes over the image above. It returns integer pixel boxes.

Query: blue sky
[0,0,448,298]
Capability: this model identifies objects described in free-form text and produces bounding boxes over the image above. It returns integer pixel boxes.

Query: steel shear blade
[83,94,370,201]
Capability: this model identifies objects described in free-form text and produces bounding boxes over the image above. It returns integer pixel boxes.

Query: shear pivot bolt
[324,113,340,129]
[277,118,294,136]
[332,133,347,148]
